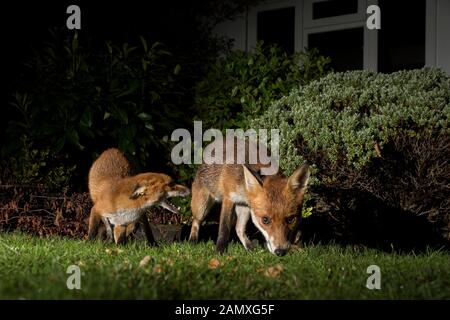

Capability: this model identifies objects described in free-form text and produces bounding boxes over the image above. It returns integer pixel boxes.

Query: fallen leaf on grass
[153,264,163,274]
[208,258,220,269]
[105,248,123,255]
[121,260,132,271]
[260,264,284,278]
[139,255,151,268]
[163,258,175,266]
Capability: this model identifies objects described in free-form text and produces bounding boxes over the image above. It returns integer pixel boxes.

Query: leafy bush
[194,43,331,130]
[252,68,450,244]
[3,29,188,190]
[0,136,75,190]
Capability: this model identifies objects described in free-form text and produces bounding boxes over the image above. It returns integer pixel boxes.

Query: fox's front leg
[139,214,157,246]
[113,225,127,244]
[189,181,214,243]
[101,216,114,242]
[88,206,101,240]
[235,205,255,250]
[216,199,236,254]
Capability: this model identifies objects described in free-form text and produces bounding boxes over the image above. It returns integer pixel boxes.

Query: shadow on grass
[134,200,450,254]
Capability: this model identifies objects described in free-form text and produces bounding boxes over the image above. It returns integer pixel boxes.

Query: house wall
[214,13,247,51]
[436,0,450,74]
[214,0,450,74]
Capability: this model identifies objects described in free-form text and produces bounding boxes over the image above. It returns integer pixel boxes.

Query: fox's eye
[286,216,296,224]
[262,216,271,225]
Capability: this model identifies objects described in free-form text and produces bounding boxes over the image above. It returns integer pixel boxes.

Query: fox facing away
[88,148,190,244]
[189,139,310,256]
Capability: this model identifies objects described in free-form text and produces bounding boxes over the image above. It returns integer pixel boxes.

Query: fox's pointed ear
[130,184,147,199]
[243,165,263,192]
[288,164,310,190]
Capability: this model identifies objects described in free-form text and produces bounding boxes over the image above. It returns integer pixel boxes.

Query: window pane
[378,0,425,73]
[308,28,364,71]
[257,7,295,53]
[313,0,358,19]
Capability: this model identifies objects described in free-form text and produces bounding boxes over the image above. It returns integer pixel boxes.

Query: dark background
[2,0,428,112]
[2,1,211,103]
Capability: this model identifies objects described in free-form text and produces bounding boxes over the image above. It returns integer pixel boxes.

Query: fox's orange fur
[88,148,190,244]
[189,139,310,256]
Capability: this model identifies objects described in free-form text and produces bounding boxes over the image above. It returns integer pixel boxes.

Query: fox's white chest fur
[229,186,248,205]
[104,208,143,226]
[104,201,155,226]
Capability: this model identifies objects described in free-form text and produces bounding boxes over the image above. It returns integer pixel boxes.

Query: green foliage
[302,206,313,219]
[252,68,450,240]
[254,68,450,175]
[1,136,75,190]
[3,30,187,188]
[194,43,331,130]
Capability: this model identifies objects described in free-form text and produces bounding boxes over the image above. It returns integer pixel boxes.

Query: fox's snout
[159,183,190,214]
[265,234,291,257]
[270,242,290,256]
[167,184,190,198]
[274,248,288,257]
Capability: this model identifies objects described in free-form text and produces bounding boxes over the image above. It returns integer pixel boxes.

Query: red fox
[189,139,310,256]
[88,148,190,244]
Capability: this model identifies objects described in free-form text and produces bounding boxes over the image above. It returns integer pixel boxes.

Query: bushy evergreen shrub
[253,68,450,244]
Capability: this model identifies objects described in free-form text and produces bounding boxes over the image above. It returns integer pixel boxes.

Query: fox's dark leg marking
[87,206,101,240]
[216,199,235,254]
[140,214,157,246]
[101,216,114,242]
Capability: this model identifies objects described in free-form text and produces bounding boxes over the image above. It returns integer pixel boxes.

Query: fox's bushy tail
[88,148,132,202]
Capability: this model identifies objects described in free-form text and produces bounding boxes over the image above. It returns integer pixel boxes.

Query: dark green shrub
[0,136,75,190]
[253,68,450,244]
[3,30,188,190]
[194,43,331,130]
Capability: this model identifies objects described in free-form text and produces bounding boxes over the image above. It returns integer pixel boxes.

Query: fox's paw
[148,240,159,247]
[188,235,198,243]
[244,239,260,251]
[87,232,97,241]
[215,243,227,255]
[244,241,256,251]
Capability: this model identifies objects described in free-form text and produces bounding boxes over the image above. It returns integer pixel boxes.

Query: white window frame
[247,0,303,52]
[303,0,378,71]
[303,0,366,29]
[246,0,436,72]
[425,0,437,68]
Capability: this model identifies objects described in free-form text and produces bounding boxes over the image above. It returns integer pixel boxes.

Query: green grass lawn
[0,232,449,299]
